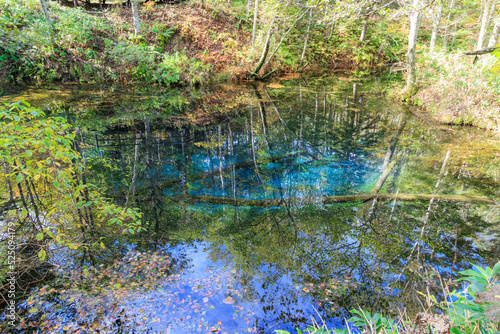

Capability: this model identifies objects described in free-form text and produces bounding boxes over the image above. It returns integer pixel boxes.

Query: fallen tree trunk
[173,193,497,207]
[463,47,499,56]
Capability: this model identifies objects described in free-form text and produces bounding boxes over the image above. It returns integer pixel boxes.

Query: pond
[1,77,500,333]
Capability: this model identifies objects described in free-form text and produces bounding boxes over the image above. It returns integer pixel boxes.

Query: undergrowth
[414,52,500,133]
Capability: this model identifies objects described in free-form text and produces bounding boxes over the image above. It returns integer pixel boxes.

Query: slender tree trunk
[442,0,456,50]
[300,9,313,64]
[39,0,53,30]
[251,0,259,55]
[251,17,274,77]
[429,3,443,52]
[328,20,336,40]
[488,16,500,47]
[403,0,421,100]
[246,0,253,14]
[73,0,77,7]
[479,0,486,25]
[489,2,497,21]
[360,21,368,42]
[131,0,140,35]
[477,0,492,50]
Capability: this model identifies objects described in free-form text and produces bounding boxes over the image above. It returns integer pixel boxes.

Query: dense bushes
[0,0,211,85]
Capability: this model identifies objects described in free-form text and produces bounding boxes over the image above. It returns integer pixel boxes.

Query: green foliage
[0,101,142,283]
[108,41,210,85]
[151,22,176,47]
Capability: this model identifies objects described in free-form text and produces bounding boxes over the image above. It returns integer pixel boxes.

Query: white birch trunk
[131,0,141,35]
[300,9,312,63]
[442,0,455,50]
[246,0,253,14]
[360,21,368,42]
[251,0,259,55]
[488,16,500,47]
[477,0,492,50]
[429,3,443,53]
[404,0,421,100]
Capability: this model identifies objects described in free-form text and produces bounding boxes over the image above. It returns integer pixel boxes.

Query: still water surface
[2,78,500,333]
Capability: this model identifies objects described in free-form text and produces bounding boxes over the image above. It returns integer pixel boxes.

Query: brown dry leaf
[222,296,235,304]
[267,83,286,89]
[475,284,500,322]
[414,312,451,334]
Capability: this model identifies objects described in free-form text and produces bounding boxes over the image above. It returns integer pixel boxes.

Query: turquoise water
[1,79,499,333]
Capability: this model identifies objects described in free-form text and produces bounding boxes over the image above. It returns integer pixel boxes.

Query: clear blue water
[1,79,499,333]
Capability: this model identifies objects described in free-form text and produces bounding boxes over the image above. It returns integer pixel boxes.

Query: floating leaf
[222,296,235,304]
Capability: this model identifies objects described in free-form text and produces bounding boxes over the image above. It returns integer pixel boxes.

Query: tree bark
[131,0,140,35]
[488,16,500,47]
[251,0,259,55]
[246,0,253,14]
[73,0,77,8]
[360,21,369,42]
[251,17,274,77]
[403,0,421,100]
[39,0,53,30]
[300,9,313,64]
[442,0,456,51]
[477,0,492,50]
[429,3,443,53]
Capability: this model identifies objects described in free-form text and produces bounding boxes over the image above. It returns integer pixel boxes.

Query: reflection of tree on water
[75,85,499,331]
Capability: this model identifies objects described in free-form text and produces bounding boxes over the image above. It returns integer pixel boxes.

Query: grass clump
[414,52,500,133]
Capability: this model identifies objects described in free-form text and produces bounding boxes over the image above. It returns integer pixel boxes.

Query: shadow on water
[1,78,500,333]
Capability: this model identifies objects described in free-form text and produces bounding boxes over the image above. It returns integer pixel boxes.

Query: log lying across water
[174,193,497,207]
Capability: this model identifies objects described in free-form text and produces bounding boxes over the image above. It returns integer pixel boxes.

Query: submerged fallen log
[174,193,497,207]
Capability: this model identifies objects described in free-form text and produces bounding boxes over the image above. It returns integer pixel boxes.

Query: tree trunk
[39,0,53,30]
[442,0,456,51]
[360,21,369,42]
[300,9,312,64]
[131,0,140,35]
[429,3,443,53]
[403,0,421,100]
[488,16,500,47]
[251,0,259,55]
[477,0,492,50]
[246,0,253,14]
[251,17,274,77]
[73,0,77,7]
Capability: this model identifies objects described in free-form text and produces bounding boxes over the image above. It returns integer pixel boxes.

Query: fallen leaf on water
[268,83,286,89]
[203,297,209,303]
[222,296,234,304]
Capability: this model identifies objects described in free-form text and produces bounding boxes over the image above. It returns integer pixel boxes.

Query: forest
[1,0,500,333]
